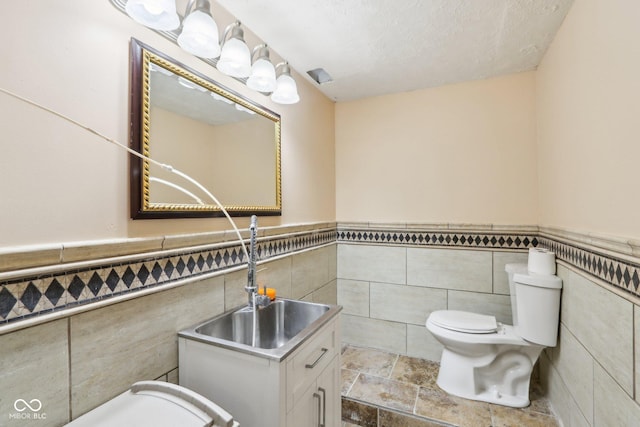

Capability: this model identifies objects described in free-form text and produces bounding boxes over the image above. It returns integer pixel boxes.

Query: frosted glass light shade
[247,58,277,92]
[271,74,300,104]
[217,38,251,78]
[177,10,221,58]
[125,0,179,31]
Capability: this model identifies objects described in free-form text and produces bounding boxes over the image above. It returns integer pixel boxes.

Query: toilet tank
[505,263,528,328]
[512,272,562,347]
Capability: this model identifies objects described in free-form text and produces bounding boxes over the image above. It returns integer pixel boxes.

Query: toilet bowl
[426,255,562,408]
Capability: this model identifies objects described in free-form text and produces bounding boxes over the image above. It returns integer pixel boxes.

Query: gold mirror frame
[129,39,282,219]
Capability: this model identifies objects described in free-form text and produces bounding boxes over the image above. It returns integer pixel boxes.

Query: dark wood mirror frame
[129,38,282,219]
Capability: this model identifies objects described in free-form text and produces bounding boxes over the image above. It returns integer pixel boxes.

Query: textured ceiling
[215,0,574,102]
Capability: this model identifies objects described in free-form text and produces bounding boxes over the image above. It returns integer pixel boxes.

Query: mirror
[129,38,282,219]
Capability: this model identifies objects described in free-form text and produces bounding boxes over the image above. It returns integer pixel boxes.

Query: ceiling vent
[306,68,333,85]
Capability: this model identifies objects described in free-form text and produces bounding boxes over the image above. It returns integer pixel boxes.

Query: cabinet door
[286,381,320,427]
[317,356,341,427]
[287,356,341,427]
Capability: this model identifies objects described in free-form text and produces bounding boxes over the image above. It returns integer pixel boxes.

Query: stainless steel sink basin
[179,298,342,360]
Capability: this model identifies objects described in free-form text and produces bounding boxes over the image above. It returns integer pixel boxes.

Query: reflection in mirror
[130,38,281,219]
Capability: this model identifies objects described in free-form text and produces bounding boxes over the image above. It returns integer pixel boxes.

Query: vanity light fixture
[246,44,277,93]
[271,62,300,105]
[177,0,220,58]
[113,0,300,104]
[125,0,179,31]
[216,21,252,78]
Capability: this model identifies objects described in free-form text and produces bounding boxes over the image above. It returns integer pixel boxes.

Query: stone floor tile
[390,355,440,388]
[349,374,419,413]
[342,369,360,395]
[342,398,378,427]
[379,409,450,427]
[342,346,399,378]
[415,386,492,427]
[490,404,560,427]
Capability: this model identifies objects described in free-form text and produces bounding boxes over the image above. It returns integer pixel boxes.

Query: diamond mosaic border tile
[0,229,335,325]
[539,237,640,297]
[337,228,539,250]
[3,224,640,327]
[337,226,640,299]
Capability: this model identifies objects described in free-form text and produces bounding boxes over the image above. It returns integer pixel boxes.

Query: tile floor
[340,345,560,427]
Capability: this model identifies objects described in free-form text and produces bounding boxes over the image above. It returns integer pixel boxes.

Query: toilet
[65,381,238,426]
[426,249,562,408]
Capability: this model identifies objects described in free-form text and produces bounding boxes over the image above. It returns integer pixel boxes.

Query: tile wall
[337,242,528,361]
[2,221,640,426]
[0,224,337,426]
[337,223,640,426]
[540,264,640,426]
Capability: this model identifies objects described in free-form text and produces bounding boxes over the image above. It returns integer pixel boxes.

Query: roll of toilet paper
[528,248,556,275]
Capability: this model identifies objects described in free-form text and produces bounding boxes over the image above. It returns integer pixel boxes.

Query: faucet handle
[255,294,271,307]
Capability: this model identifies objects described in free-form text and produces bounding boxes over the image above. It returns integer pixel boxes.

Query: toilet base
[436,345,542,408]
[437,378,531,408]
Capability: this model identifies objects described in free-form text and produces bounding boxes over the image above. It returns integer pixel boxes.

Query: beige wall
[335,72,538,225]
[0,0,335,248]
[536,0,640,240]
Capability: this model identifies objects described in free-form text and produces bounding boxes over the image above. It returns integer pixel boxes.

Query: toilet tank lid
[429,310,497,333]
[513,272,563,289]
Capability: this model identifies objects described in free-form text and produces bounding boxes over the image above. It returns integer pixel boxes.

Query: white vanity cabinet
[179,314,341,427]
[286,354,341,427]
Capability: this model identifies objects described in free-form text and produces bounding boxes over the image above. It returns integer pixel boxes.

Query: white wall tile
[341,313,406,354]
[225,269,249,310]
[594,363,640,426]
[292,246,330,299]
[407,248,492,292]
[493,251,528,294]
[0,319,69,427]
[370,283,446,325]
[70,276,225,418]
[258,256,292,299]
[447,290,512,324]
[553,324,594,425]
[407,324,444,362]
[636,304,640,406]
[560,267,634,395]
[540,353,590,427]
[337,244,406,284]
[337,279,370,317]
[313,279,337,305]
[327,243,337,282]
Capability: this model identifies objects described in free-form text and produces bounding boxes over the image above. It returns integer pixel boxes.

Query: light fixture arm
[220,21,242,47]
[251,44,270,63]
[183,0,212,20]
[275,61,291,75]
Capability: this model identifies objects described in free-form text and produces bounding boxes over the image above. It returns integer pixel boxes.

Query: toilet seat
[429,310,497,334]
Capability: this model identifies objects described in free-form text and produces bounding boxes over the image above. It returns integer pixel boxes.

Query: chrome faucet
[245,215,270,309]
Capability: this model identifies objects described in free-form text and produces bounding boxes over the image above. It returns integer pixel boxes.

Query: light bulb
[125,0,179,31]
[177,10,220,58]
